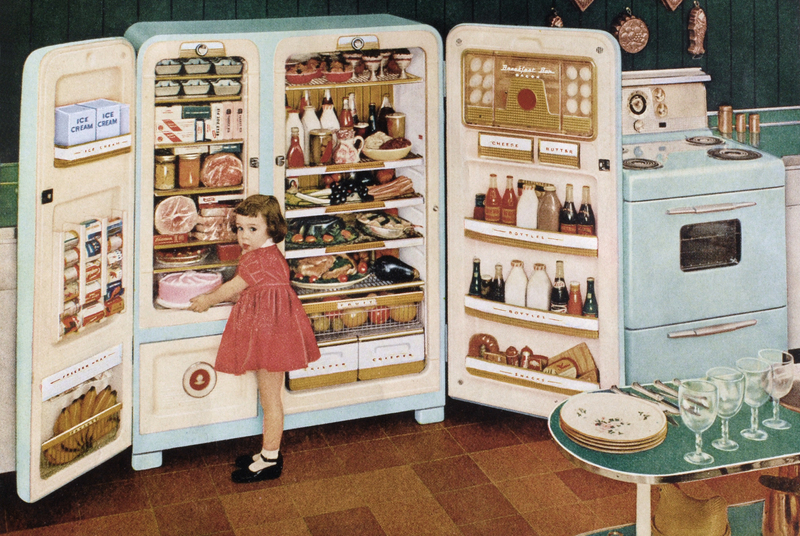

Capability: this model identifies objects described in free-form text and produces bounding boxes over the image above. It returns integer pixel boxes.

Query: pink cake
[157,270,223,309]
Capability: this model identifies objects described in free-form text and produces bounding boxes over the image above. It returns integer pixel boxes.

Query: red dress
[215,245,321,374]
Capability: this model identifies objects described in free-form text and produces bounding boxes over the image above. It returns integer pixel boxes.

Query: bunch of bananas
[43,386,119,466]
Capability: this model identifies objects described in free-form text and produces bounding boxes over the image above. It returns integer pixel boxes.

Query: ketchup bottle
[484,174,501,223]
[501,175,518,226]
[286,127,305,168]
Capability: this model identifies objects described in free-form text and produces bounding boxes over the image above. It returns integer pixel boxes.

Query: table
[548,390,800,536]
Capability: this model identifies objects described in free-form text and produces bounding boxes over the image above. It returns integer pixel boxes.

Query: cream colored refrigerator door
[17,38,135,502]
[445,25,622,418]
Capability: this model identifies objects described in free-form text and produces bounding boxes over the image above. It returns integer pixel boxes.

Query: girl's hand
[188,294,212,313]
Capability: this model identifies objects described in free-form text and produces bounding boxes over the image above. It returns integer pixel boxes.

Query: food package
[542,342,597,379]
[154,196,198,235]
[200,153,243,187]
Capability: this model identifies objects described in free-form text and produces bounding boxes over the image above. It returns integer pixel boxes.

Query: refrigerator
[16,17,623,503]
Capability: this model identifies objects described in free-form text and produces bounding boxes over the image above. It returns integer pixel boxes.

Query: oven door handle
[666,202,757,215]
[667,319,758,339]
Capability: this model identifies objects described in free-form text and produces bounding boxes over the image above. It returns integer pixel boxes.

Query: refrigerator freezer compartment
[464,295,599,338]
[464,218,598,257]
[138,336,258,435]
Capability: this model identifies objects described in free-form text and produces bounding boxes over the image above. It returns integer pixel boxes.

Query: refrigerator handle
[666,202,757,215]
[667,319,758,339]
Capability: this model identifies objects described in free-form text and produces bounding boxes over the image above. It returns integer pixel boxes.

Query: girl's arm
[188,275,248,312]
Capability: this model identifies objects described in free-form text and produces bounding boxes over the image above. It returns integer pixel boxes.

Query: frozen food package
[154,196,198,235]
[200,153,243,187]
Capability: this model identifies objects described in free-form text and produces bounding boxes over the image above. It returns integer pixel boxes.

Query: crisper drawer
[624,307,787,384]
[358,333,425,381]
[139,336,258,435]
[623,187,786,329]
[287,342,359,391]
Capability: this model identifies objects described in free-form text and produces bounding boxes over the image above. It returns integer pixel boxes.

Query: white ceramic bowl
[361,145,412,161]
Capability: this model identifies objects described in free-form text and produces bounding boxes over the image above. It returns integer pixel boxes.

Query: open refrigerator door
[445,25,623,418]
[16,38,135,502]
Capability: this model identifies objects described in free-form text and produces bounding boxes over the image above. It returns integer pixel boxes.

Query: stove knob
[634,146,644,157]
[653,87,665,102]
[656,103,668,118]
[634,120,644,133]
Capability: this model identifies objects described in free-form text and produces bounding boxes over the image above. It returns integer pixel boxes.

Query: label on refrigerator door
[539,140,580,168]
[477,133,534,162]
[41,344,123,401]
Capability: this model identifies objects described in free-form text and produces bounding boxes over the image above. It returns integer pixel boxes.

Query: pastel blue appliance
[620,69,788,384]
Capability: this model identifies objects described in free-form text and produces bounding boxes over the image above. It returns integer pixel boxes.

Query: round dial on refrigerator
[183,362,217,398]
[628,92,647,115]
[653,87,666,102]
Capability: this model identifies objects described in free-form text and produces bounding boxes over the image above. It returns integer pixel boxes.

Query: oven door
[624,187,786,329]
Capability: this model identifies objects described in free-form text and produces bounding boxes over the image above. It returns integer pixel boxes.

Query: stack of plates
[560,392,668,453]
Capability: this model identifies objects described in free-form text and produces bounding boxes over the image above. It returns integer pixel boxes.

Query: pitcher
[332,128,363,164]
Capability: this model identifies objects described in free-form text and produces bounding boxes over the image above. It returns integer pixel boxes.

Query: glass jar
[178,154,201,188]
[154,154,176,190]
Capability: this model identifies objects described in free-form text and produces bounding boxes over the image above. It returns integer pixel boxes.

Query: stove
[621,69,788,384]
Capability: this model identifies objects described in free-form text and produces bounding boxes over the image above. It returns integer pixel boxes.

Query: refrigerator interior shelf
[285,71,421,90]
[54,134,133,167]
[464,295,599,339]
[285,154,422,178]
[303,290,423,315]
[284,235,423,259]
[310,319,424,351]
[154,138,244,151]
[464,357,598,396]
[294,274,424,300]
[155,73,243,82]
[464,218,598,257]
[155,94,241,105]
[153,259,238,274]
[153,184,244,197]
[286,193,424,219]
[41,402,122,452]
[153,239,237,250]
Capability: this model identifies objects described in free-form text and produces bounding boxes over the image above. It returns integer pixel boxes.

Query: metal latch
[275,156,285,167]
[249,157,259,168]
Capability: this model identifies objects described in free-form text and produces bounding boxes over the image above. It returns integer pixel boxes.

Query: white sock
[248,448,279,472]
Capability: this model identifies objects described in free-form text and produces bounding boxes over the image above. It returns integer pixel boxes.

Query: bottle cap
[533,263,546,270]
[511,259,523,267]
[544,184,556,191]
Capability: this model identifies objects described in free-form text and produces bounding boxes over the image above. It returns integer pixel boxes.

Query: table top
[548,387,800,485]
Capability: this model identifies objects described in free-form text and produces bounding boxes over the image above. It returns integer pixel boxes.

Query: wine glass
[678,379,719,465]
[343,52,362,76]
[394,52,413,80]
[363,56,381,82]
[759,349,795,429]
[705,367,745,451]
[736,357,772,441]
[378,50,391,78]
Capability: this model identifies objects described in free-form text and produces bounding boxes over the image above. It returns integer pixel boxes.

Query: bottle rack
[59,213,126,340]
[464,218,598,257]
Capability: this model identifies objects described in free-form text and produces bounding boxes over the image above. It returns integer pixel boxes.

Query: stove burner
[686,136,724,146]
[707,148,762,161]
[623,158,662,170]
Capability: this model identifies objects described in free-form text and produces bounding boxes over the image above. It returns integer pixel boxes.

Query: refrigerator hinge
[249,157,259,168]
[275,156,286,167]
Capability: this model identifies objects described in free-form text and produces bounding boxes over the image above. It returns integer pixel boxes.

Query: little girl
[189,194,320,483]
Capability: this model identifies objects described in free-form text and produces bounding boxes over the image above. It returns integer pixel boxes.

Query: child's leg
[257,369,285,451]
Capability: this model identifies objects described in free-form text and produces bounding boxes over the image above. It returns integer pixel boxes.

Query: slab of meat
[154,196,198,235]
[200,153,243,187]
[291,256,336,278]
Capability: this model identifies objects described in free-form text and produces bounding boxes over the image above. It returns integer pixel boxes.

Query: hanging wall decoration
[547,8,565,27]
[571,0,595,12]
[660,0,684,11]
[612,8,650,54]
[687,1,707,58]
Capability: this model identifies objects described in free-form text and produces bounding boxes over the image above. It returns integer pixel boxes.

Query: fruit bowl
[362,145,412,162]
[323,70,353,83]
[286,68,322,85]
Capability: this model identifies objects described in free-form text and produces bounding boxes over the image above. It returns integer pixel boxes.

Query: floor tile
[153,497,232,536]
[281,427,329,453]
[390,428,464,463]
[585,490,638,528]
[704,470,773,505]
[435,482,517,525]
[370,496,461,536]
[142,468,217,507]
[4,484,82,531]
[527,439,579,472]
[350,466,431,506]
[3,510,160,536]
[442,398,506,427]
[235,517,312,536]
[459,514,539,536]
[504,413,552,443]
[379,413,444,437]
[523,502,604,536]
[318,416,387,446]
[555,467,635,501]
[206,460,283,496]
[304,506,386,536]
[470,443,549,482]
[412,455,489,494]
[447,421,522,453]
[219,486,299,529]
[332,437,405,474]
[285,475,365,517]
[78,478,151,520]
[496,472,580,513]
[274,447,347,485]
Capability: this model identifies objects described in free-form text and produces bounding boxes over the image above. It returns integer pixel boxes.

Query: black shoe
[231,452,283,483]
[234,453,257,469]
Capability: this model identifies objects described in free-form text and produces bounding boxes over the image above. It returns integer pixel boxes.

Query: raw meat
[200,153,243,187]
[154,196,198,235]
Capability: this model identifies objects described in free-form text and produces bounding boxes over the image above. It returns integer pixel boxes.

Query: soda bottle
[484,174,501,223]
[576,185,596,236]
[582,277,598,317]
[567,281,583,315]
[468,257,482,296]
[549,260,568,313]
[488,263,505,302]
[559,183,577,234]
[501,175,518,226]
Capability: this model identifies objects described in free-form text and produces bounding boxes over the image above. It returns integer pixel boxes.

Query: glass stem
[720,418,729,442]
[773,397,781,421]
[695,432,703,456]
[750,406,759,431]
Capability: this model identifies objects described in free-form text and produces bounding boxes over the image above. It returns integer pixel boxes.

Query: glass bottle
[286,127,305,168]
[366,102,378,136]
[567,281,583,315]
[286,110,306,164]
[549,260,568,313]
[377,93,394,133]
[501,175,518,226]
[537,185,561,232]
[339,97,354,128]
[473,194,486,220]
[576,185,596,236]
[488,263,505,302]
[485,174,502,223]
[504,260,527,307]
[516,183,538,230]
[526,263,551,311]
[582,277,598,317]
[299,89,312,118]
[301,105,322,165]
[559,183,577,234]
[319,103,340,142]
[349,92,359,124]
[320,88,335,117]
[468,257,482,296]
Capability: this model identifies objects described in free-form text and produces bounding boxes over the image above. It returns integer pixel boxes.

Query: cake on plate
[157,270,223,309]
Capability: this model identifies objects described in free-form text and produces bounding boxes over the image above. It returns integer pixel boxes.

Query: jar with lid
[178,154,201,188]
[504,260,527,307]
[473,194,486,220]
[154,154,176,190]
[537,185,561,232]
[516,183,538,229]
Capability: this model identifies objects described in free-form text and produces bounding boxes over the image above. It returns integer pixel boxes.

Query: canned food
[61,315,80,336]
[81,302,106,327]
[108,235,123,251]
[64,265,79,284]
[85,239,102,258]
[64,282,79,302]
[64,231,79,250]
[155,154,177,190]
[85,281,103,304]
[64,247,80,267]
[85,260,102,282]
[107,249,123,265]
[63,299,80,317]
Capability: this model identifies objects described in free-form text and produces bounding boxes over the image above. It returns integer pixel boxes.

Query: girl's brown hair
[233,195,286,244]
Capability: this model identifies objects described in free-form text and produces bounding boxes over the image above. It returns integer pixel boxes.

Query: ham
[200,153,243,187]
[154,196,198,235]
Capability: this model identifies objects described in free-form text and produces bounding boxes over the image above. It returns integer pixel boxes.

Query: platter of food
[154,246,211,267]
[286,215,359,249]
[289,254,367,289]
[356,212,415,239]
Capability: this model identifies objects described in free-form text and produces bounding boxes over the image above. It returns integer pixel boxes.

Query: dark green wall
[2,0,798,164]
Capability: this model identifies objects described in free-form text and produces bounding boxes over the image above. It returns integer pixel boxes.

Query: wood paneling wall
[1,0,798,163]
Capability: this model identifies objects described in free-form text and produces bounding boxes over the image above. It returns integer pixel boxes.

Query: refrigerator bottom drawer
[287,343,359,391]
[138,336,258,435]
[358,333,425,381]
[624,307,788,384]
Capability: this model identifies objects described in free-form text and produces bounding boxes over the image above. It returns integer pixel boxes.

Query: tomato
[338,274,349,283]
[322,234,334,243]
[369,306,390,325]
[357,261,369,274]
[341,229,353,240]
[293,271,303,279]
[291,233,304,243]
[305,235,317,243]
[323,174,335,188]
[308,275,318,283]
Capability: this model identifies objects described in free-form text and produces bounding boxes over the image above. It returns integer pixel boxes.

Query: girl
[189,194,320,483]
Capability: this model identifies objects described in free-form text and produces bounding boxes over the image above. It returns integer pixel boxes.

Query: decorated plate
[291,271,368,290]
[560,392,666,444]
